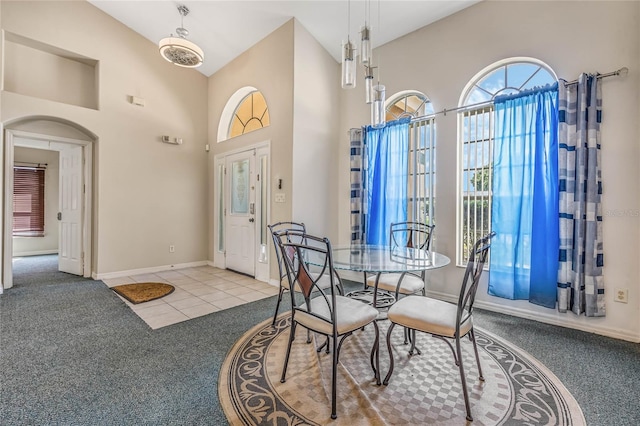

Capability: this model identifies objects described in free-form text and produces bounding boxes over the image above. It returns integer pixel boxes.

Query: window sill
[13,233,45,238]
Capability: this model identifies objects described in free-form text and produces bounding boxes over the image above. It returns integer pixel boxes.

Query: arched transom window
[229,90,270,139]
[386,91,434,121]
[457,58,556,264]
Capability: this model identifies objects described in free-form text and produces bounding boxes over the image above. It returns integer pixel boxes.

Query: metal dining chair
[365,221,435,301]
[267,221,306,325]
[268,222,344,326]
[383,231,495,422]
[276,230,380,420]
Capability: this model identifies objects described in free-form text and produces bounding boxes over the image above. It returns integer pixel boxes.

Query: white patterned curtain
[557,74,605,317]
[349,128,366,243]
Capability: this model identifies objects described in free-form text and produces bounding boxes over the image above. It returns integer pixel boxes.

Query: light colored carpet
[219,315,585,425]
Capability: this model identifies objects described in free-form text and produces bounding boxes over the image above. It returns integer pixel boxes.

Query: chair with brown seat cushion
[383,231,495,422]
[276,230,380,420]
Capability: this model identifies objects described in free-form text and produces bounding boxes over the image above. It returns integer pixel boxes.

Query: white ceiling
[89,0,480,77]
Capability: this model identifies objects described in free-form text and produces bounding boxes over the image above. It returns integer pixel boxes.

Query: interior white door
[225,150,256,276]
[58,145,83,275]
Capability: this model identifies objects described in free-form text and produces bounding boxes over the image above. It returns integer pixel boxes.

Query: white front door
[58,145,84,275]
[225,150,256,276]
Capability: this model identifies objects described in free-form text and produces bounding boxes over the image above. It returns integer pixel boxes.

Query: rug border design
[219,315,586,425]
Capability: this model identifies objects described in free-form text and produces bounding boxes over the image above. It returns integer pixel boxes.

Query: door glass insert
[231,159,249,214]
[217,163,224,252]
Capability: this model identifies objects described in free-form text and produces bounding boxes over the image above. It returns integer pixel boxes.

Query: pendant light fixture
[370,0,386,128]
[371,84,386,128]
[360,0,372,65]
[341,0,356,89]
[159,5,204,68]
[365,65,375,104]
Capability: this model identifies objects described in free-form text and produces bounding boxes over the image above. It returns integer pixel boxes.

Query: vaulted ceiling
[89,1,480,77]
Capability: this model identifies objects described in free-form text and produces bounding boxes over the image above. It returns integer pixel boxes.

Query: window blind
[13,167,45,236]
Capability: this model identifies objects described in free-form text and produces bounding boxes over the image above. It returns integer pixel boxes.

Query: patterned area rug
[111,282,174,304]
[219,315,585,425]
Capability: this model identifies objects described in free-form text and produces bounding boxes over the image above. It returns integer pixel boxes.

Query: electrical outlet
[274,193,286,203]
[614,288,628,303]
[169,245,175,253]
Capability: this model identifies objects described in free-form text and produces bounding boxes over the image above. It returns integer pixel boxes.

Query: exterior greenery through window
[386,92,436,225]
[13,166,45,237]
[458,60,556,264]
[228,90,270,138]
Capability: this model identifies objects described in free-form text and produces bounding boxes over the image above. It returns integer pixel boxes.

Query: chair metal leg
[331,334,341,419]
[469,328,484,381]
[272,287,285,326]
[369,322,381,385]
[455,336,473,422]
[280,322,297,383]
[383,323,397,385]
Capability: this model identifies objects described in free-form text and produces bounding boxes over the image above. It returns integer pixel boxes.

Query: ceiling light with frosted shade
[159,5,204,68]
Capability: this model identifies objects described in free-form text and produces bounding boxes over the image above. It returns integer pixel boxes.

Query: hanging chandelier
[341,0,356,89]
[159,5,204,68]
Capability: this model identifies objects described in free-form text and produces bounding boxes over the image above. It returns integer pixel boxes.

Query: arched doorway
[2,117,97,291]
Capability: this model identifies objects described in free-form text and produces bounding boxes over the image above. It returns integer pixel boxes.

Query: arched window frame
[385,90,434,121]
[217,87,270,143]
[456,57,557,265]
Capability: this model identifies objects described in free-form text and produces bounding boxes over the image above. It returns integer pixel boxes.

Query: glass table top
[326,244,450,273]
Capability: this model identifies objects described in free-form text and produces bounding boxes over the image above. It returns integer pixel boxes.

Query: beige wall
[292,21,341,240]
[338,0,640,341]
[207,20,295,280]
[1,0,209,278]
[12,147,59,256]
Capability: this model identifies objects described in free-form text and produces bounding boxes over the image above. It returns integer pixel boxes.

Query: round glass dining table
[323,244,451,310]
[329,244,450,273]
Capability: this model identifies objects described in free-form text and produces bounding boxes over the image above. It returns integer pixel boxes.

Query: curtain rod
[413,66,630,120]
[563,67,629,86]
[349,66,629,130]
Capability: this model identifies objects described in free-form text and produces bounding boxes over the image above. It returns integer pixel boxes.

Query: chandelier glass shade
[360,25,371,65]
[341,39,356,89]
[371,84,386,128]
[364,65,374,104]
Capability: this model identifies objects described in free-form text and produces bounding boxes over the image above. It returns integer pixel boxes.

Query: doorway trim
[213,141,270,283]
[3,129,93,290]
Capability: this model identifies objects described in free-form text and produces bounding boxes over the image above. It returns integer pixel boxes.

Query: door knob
[57,212,62,221]
[249,218,255,223]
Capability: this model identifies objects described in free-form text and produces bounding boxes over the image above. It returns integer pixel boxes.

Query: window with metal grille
[457,59,556,265]
[407,117,436,225]
[13,167,45,237]
[386,92,436,226]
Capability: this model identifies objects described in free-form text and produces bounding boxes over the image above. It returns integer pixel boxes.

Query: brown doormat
[111,282,175,304]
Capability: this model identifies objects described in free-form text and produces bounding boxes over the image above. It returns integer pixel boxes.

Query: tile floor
[102,265,279,329]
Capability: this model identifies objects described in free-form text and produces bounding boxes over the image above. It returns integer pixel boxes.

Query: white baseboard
[427,289,640,343]
[13,250,58,257]
[92,260,209,280]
